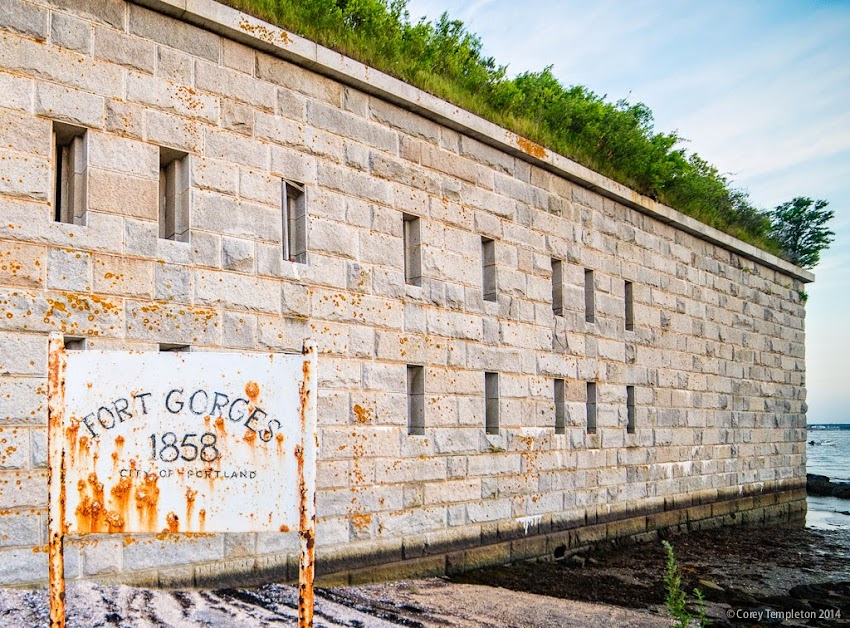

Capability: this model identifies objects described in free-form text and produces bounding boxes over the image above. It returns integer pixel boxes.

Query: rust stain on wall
[517,136,547,159]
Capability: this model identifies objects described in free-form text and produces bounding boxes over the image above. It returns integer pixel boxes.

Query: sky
[406,0,850,423]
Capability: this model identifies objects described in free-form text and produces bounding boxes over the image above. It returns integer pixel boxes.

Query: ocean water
[807,427,850,482]
[806,426,850,530]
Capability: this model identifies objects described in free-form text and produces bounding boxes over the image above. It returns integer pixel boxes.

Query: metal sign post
[47,334,67,628]
[46,333,317,626]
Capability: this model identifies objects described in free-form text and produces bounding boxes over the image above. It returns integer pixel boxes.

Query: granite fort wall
[0,0,810,587]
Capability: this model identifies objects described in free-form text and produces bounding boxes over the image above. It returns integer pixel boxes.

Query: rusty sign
[47,333,318,627]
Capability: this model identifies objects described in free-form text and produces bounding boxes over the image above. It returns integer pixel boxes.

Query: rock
[567,555,586,568]
[806,474,850,499]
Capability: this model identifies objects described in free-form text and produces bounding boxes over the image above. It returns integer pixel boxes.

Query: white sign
[58,349,316,535]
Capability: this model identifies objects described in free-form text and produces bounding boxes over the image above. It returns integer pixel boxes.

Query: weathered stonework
[0,0,810,587]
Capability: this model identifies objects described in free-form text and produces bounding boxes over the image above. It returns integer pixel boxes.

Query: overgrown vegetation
[222,0,833,265]
[662,540,708,627]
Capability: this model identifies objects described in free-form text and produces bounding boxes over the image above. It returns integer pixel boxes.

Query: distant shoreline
[808,423,850,430]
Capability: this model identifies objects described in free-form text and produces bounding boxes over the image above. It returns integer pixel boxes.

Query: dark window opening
[407,365,425,435]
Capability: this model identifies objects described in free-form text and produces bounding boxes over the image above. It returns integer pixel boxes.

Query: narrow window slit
[485,372,499,434]
[552,259,563,316]
[482,237,496,302]
[625,280,634,331]
[586,382,597,434]
[403,214,422,286]
[158,147,190,242]
[584,269,595,323]
[52,122,87,226]
[554,378,566,434]
[407,365,425,435]
[282,180,307,263]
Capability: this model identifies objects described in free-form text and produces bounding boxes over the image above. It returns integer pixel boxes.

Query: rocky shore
[808,473,850,500]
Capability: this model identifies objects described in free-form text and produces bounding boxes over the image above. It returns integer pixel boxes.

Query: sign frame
[46,333,318,627]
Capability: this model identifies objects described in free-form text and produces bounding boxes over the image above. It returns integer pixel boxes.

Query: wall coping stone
[133,0,815,284]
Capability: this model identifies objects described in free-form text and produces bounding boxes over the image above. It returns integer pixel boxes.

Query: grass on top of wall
[219,0,783,257]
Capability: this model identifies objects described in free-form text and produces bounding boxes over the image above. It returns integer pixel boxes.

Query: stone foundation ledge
[68,479,805,589]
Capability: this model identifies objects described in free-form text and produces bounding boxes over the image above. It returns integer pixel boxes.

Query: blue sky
[407,0,850,423]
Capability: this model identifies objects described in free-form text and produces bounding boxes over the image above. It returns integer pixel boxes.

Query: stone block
[0,71,33,111]
[370,153,441,194]
[195,557,263,588]
[0,30,123,96]
[281,282,310,318]
[222,99,254,136]
[257,315,306,353]
[0,378,43,429]
[319,427,401,460]
[47,0,124,29]
[370,99,439,142]
[30,427,46,468]
[126,302,221,346]
[0,332,47,377]
[276,88,307,122]
[0,426,28,468]
[158,566,194,587]
[105,99,146,139]
[38,82,106,128]
[154,262,191,303]
[122,534,223,571]
[0,0,48,40]
[0,240,46,288]
[348,555,445,585]
[0,149,49,201]
[362,362,405,392]
[196,60,275,110]
[88,169,159,221]
[50,11,90,53]
[205,129,268,170]
[270,145,318,184]
[221,237,254,272]
[0,332,46,376]
[94,26,156,74]
[47,248,90,291]
[81,537,122,575]
[127,72,219,124]
[308,100,397,153]
[190,157,237,196]
[192,190,281,242]
[92,254,153,298]
[89,133,158,178]
[156,46,192,83]
[463,541,511,571]
[0,547,46,585]
[222,310,257,348]
[221,38,254,75]
[195,270,280,313]
[256,54,342,106]
[129,5,219,62]
[375,458,447,484]
[0,110,50,159]
[145,111,204,155]
[423,479,480,505]
[238,168,278,206]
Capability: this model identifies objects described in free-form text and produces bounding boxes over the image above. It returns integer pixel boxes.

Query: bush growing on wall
[224,0,830,263]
